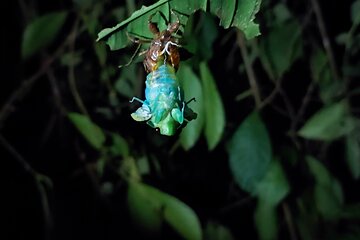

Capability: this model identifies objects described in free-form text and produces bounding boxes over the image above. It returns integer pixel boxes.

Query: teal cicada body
[129,11,196,136]
[130,63,195,136]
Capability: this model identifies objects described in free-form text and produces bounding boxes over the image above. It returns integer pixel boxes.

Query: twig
[291,81,316,132]
[259,77,284,109]
[282,203,298,240]
[236,30,261,108]
[0,134,53,240]
[68,19,89,116]
[0,26,73,130]
[310,0,340,81]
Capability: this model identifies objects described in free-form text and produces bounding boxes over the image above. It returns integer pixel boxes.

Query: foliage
[3,0,360,240]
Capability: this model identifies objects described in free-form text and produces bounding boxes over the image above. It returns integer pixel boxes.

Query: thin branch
[68,19,89,116]
[282,203,298,240]
[291,80,316,132]
[259,77,284,109]
[310,0,340,81]
[0,134,53,240]
[0,26,73,130]
[236,30,261,108]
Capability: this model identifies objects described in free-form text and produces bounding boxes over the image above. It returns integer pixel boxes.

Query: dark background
[1,0,359,240]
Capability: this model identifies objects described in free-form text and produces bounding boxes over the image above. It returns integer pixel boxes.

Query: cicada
[129,11,196,136]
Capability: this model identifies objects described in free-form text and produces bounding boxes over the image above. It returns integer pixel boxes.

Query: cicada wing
[131,104,152,122]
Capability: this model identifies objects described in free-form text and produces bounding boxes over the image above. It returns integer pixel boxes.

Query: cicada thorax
[143,16,181,73]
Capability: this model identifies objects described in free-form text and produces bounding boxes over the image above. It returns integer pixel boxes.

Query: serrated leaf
[227,112,272,193]
[178,63,204,150]
[68,112,105,150]
[231,0,262,39]
[127,182,202,240]
[306,156,343,220]
[200,62,225,150]
[256,160,290,206]
[298,100,354,141]
[97,0,261,50]
[22,11,67,59]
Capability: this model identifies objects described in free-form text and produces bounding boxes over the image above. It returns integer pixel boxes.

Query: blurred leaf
[73,0,95,10]
[273,3,292,23]
[345,129,360,179]
[351,0,360,24]
[94,42,107,66]
[256,160,290,206]
[197,13,219,60]
[127,181,202,240]
[136,156,150,175]
[306,156,343,220]
[259,19,302,80]
[68,112,105,150]
[22,11,67,59]
[227,112,272,193]
[254,200,278,240]
[60,51,83,67]
[110,133,129,157]
[311,49,343,103]
[115,64,138,98]
[298,100,354,141]
[204,221,235,240]
[97,0,261,50]
[178,63,204,150]
[200,62,225,150]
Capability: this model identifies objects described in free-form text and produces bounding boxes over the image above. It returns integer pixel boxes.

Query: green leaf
[345,129,360,179]
[22,11,68,59]
[351,0,360,24]
[298,100,354,141]
[231,0,262,39]
[96,0,172,50]
[68,112,105,150]
[227,112,272,193]
[311,49,343,103]
[209,0,236,28]
[273,3,292,23]
[97,0,261,50]
[200,62,225,150]
[204,221,235,240]
[110,133,129,157]
[127,181,202,240]
[178,63,204,150]
[254,200,278,240]
[259,19,302,80]
[306,156,344,220]
[256,160,290,206]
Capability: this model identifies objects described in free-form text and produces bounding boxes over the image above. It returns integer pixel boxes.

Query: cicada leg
[186,97,196,105]
[129,97,145,104]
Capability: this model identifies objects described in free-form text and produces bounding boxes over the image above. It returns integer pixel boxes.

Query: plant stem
[310,0,340,81]
[68,19,89,116]
[236,30,261,109]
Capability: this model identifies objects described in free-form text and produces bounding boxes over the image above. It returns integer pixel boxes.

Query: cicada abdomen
[130,63,196,136]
